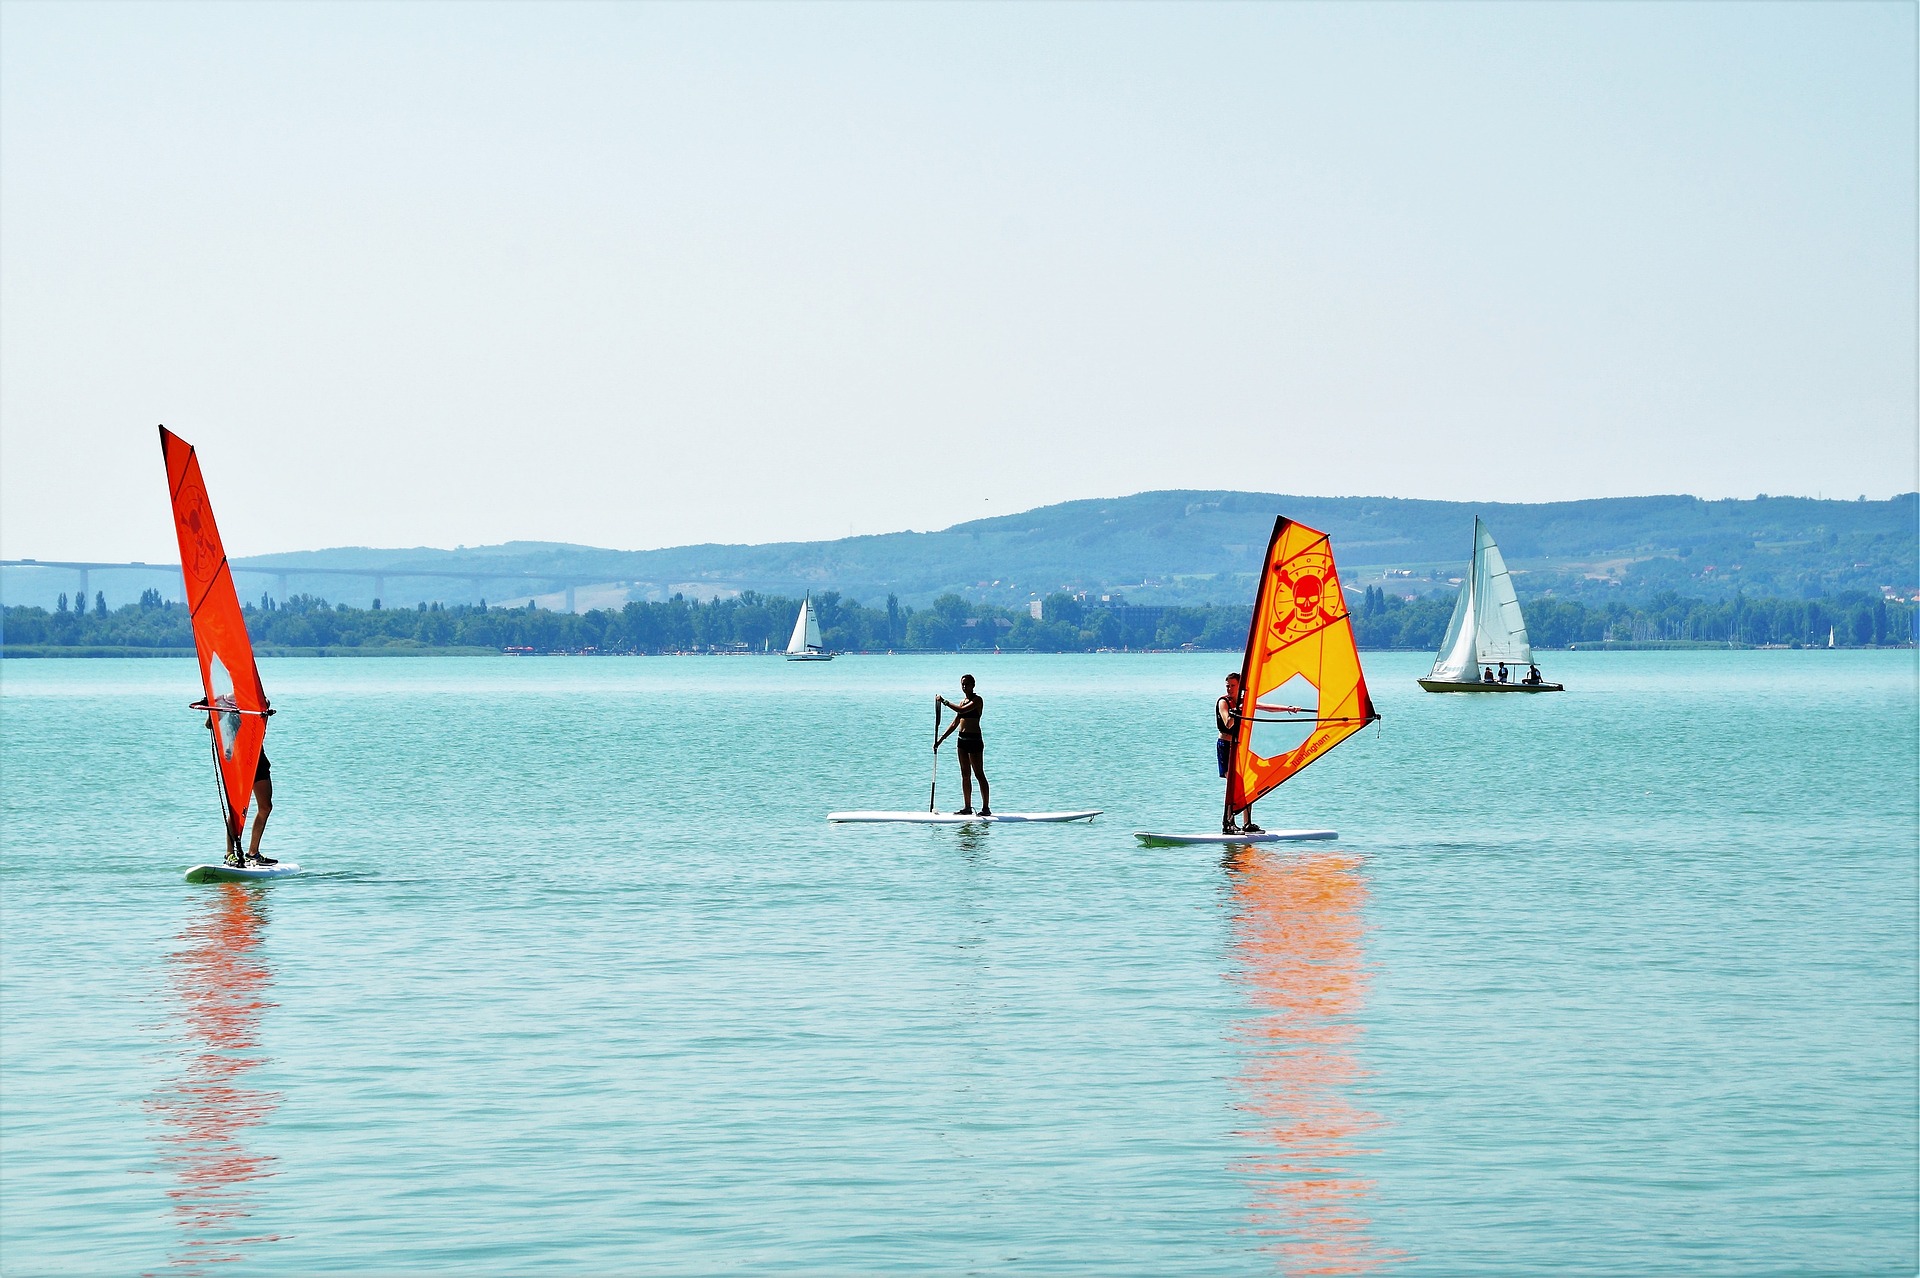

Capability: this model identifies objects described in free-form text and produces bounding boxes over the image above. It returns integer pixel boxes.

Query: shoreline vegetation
[3,587,1912,657]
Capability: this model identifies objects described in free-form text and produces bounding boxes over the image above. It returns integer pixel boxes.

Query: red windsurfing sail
[1226,518,1378,814]
[159,427,270,851]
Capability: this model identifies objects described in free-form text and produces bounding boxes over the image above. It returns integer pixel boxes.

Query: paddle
[928,697,943,812]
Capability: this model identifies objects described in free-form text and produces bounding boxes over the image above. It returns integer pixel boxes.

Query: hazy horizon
[3,483,1914,563]
[3,2,1914,562]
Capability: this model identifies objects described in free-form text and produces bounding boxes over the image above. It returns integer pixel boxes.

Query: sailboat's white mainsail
[1427,518,1533,680]
[787,597,823,655]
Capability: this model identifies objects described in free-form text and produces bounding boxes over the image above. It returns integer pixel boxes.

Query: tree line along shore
[2,585,1912,656]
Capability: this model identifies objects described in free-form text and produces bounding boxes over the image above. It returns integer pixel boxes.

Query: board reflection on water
[1225,849,1404,1275]
[144,883,282,1272]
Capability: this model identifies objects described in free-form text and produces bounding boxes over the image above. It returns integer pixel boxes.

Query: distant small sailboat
[1419,518,1563,693]
[785,594,833,661]
[1827,626,1836,649]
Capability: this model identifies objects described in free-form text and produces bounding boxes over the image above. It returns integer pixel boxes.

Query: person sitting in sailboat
[1482,666,1495,683]
[1497,662,1509,683]
[1524,664,1542,685]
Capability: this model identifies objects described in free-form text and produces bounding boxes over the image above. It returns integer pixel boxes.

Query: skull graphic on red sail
[177,481,221,587]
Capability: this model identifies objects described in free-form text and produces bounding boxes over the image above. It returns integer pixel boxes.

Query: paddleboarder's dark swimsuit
[954,694,983,751]
[938,678,989,816]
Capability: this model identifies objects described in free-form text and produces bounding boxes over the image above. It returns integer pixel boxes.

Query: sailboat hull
[785,651,834,661]
[1417,679,1562,693]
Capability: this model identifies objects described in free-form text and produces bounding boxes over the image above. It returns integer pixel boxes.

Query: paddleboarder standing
[1217,672,1264,835]
[936,675,991,816]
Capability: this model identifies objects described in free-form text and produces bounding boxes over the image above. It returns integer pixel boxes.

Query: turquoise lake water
[1,650,1914,1275]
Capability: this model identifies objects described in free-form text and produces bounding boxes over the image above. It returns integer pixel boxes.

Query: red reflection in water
[145,883,282,1272]
[1226,849,1405,1275]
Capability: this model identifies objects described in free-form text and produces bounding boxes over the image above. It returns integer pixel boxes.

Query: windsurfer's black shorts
[255,753,272,784]
[1217,737,1231,777]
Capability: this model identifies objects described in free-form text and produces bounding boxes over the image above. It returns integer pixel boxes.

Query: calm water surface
[2,651,1914,1274]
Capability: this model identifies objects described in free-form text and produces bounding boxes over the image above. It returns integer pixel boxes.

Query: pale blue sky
[2,1,1913,560]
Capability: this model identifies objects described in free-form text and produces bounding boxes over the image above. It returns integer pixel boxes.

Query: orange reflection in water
[144,883,282,1272]
[1226,849,1405,1275]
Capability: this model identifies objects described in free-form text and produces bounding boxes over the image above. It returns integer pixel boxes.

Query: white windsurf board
[829,810,1101,824]
[185,861,303,883]
[1133,830,1336,846]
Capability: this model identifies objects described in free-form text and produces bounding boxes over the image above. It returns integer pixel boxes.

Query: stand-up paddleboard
[159,427,289,882]
[830,810,1101,824]
[1134,830,1333,846]
[851,692,1100,826]
[1135,515,1378,848]
[185,861,303,883]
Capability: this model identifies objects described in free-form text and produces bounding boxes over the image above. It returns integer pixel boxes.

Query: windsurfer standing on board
[205,710,276,867]
[1217,673,1265,836]
[935,675,991,817]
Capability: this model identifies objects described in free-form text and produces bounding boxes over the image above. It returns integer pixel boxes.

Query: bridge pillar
[76,567,88,603]
[373,575,384,607]
[277,573,289,602]
[564,584,577,613]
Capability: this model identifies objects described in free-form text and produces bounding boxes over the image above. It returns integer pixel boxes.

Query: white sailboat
[1418,518,1562,693]
[785,594,833,661]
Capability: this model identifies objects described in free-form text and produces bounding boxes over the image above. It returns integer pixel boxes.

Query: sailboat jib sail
[1420,517,1562,692]
[159,427,275,856]
[785,595,832,660]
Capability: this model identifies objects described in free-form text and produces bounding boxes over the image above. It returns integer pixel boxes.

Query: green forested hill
[4,490,1913,610]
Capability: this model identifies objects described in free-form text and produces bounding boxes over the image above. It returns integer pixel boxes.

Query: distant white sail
[786,595,828,658]
[1470,520,1532,666]
[787,597,814,655]
[1427,518,1532,680]
[1429,572,1480,682]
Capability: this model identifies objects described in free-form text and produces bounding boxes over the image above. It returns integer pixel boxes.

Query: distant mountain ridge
[4,490,1913,611]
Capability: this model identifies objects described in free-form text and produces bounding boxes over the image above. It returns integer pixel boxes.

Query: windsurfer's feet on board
[936,675,990,818]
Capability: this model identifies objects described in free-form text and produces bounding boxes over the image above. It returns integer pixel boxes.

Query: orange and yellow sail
[1226,518,1377,813]
[159,427,270,852]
